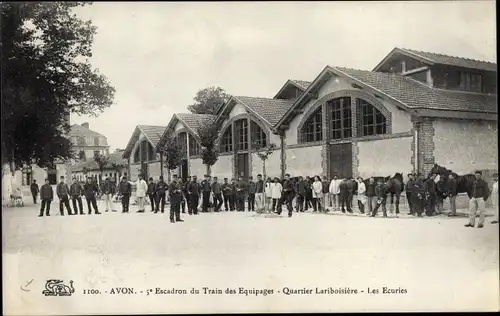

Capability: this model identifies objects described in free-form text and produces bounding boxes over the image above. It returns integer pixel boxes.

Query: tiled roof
[72,151,128,172]
[137,125,167,148]
[400,48,497,72]
[291,80,312,90]
[235,96,294,125]
[176,113,215,134]
[69,124,105,137]
[334,66,497,113]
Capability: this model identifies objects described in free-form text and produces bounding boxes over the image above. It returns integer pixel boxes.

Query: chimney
[81,122,89,129]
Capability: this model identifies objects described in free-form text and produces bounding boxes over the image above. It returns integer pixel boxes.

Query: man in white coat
[135,174,148,213]
[356,177,367,214]
[491,173,498,224]
[329,175,342,211]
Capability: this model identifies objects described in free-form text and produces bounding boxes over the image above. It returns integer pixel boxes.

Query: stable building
[156,47,497,182]
[122,125,168,181]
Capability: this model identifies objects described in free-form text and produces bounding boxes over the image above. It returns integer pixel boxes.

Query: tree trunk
[206,164,211,176]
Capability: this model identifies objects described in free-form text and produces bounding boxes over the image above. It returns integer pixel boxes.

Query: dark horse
[339,173,404,213]
[427,163,476,198]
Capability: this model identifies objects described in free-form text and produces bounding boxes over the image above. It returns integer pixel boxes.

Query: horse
[427,163,475,199]
[384,173,404,214]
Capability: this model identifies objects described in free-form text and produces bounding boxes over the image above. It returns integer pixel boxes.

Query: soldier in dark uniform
[147,177,156,212]
[247,176,256,212]
[30,180,39,204]
[182,176,191,213]
[118,176,132,213]
[424,174,437,216]
[236,176,247,212]
[411,174,425,217]
[304,176,313,211]
[187,175,200,215]
[221,178,232,211]
[211,177,223,212]
[70,178,84,215]
[155,175,168,213]
[230,178,237,211]
[405,173,415,215]
[201,175,212,212]
[56,176,72,215]
[370,179,388,217]
[83,177,100,215]
[295,176,306,212]
[168,174,184,223]
[276,173,295,217]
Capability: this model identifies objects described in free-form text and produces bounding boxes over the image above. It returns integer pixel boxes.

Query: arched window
[328,97,352,140]
[300,109,322,143]
[235,119,248,151]
[94,137,100,146]
[219,127,233,153]
[148,142,155,161]
[357,99,387,136]
[77,136,86,146]
[251,121,267,148]
[177,132,188,156]
[189,135,201,157]
[133,146,140,163]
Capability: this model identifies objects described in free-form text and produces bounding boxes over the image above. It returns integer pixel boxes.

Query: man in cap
[168,174,184,223]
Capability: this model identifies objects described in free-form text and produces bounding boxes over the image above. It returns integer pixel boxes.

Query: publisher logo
[42,280,75,296]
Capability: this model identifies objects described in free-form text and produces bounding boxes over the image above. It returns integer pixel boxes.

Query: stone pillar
[231,122,236,179]
[321,102,329,178]
[186,133,191,176]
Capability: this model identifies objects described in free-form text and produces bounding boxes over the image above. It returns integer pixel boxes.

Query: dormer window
[459,71,483,92]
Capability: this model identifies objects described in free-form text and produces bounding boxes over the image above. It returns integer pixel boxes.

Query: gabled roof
[273,79,312,99]
[290,80,312,90]
[234,96,294,126]
[336,67,497,113]
[69,124,105,138]
[157,113,215,150]
[122,125,167,159]
[276,65,497,128]
[373,47,497,72]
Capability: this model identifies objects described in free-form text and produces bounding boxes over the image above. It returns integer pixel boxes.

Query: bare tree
[253,141,277,213]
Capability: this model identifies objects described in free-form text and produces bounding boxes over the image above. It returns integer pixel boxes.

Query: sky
[72,1,497,151]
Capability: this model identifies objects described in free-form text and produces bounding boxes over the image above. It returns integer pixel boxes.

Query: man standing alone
[39,179,53,217]
[465,171,490,228]
[30,180,39,204]
[56,176,72,216]
[168,174,184,223]
[70,178,84,215]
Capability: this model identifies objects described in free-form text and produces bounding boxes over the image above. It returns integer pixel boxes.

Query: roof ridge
[401,47,496,65]
[236,95,290,101]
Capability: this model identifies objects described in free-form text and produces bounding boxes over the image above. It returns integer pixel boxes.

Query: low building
[156,47,497,182]
[71,149,128,183]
